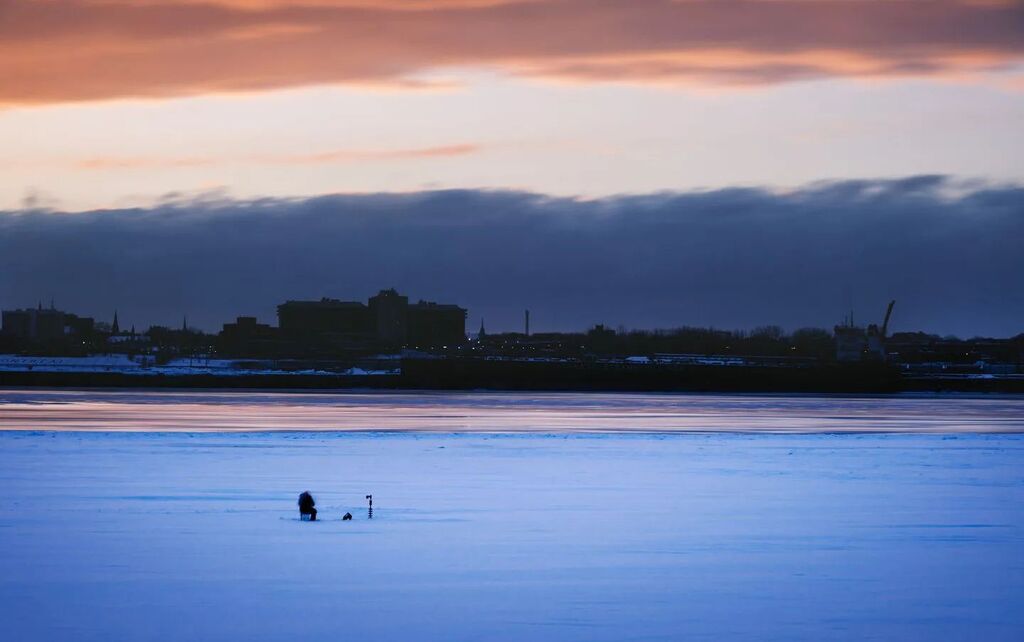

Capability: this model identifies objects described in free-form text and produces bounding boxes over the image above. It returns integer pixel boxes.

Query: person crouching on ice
[298,491,317,521]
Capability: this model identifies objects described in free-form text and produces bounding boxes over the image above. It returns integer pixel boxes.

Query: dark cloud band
[1,176,1021,337]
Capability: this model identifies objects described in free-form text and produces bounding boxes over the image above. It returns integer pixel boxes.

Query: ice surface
[1,393,1023,641]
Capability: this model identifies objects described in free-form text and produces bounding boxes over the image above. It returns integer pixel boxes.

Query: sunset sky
[2,0,1022,210]
[2,0,1023,334]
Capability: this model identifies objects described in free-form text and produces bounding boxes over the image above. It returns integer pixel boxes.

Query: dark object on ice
[298,491,317,521]
[342,512,353,521]
[366,494,373,519]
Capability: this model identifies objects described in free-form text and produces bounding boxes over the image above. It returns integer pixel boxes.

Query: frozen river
[1,391,1023,640]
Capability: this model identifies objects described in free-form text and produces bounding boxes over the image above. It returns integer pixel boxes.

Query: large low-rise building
[407,300,467,348]
[219,316,278,355]
[277,298,372,337]
[274,289,466,349]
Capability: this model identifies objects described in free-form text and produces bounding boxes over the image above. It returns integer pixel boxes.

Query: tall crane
[881,300,896,338]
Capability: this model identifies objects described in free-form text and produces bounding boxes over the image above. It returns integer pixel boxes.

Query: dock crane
[865,300,896,359]
[881,300,896,339]
[834,299,896,362]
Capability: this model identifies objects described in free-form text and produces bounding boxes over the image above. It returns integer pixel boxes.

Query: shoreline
[1,361,1022,394]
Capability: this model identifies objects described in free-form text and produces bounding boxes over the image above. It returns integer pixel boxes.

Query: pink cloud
[2,0,1022,104]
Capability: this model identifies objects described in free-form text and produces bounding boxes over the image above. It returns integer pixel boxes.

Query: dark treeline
[592,325,834,359]
[479,325,1024,366]
[484,325,834,360]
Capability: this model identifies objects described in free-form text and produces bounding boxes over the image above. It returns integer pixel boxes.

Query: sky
[1,0,1022,334]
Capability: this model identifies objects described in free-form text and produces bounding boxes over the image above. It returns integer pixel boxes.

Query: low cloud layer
[1,176,1022,338]
[2,0,1022,104]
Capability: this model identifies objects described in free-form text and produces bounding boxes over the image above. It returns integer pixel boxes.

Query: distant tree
[751,325,784,341]
[791,327,833,359]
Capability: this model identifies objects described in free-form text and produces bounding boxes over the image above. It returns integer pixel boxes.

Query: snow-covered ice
[1,392,1022,641]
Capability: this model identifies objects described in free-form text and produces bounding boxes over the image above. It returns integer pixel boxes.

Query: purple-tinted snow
[0,392,1022,640]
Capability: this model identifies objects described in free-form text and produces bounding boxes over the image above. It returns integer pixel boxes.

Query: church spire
[479,317,486,339]
[111,310,120,334]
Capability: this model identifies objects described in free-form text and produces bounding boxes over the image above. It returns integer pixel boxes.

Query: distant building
[368,288,409,346]
[275,290,466,350]
[2,309,33,339]
[107,331,150,346]
[585,324,616,353]
[277,298,372,337]
[407,300,467,348]
[222,316,272,337]
[219,316,277,355]
[834,325,871,362]
[1,304,94,342]
[65,314,96,337]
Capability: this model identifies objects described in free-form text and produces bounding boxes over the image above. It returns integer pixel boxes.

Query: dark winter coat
[298,491,316,514]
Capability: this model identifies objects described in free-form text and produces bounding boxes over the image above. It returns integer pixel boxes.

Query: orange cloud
[75,157,214,170]
[270,144,482,164]
[70,144,481,170]
[2,0,1022,104]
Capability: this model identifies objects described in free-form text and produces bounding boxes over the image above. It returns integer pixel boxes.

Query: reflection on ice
[0,390,1022,433]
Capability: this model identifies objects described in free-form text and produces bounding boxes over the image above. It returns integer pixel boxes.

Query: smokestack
[525,309,530,337]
